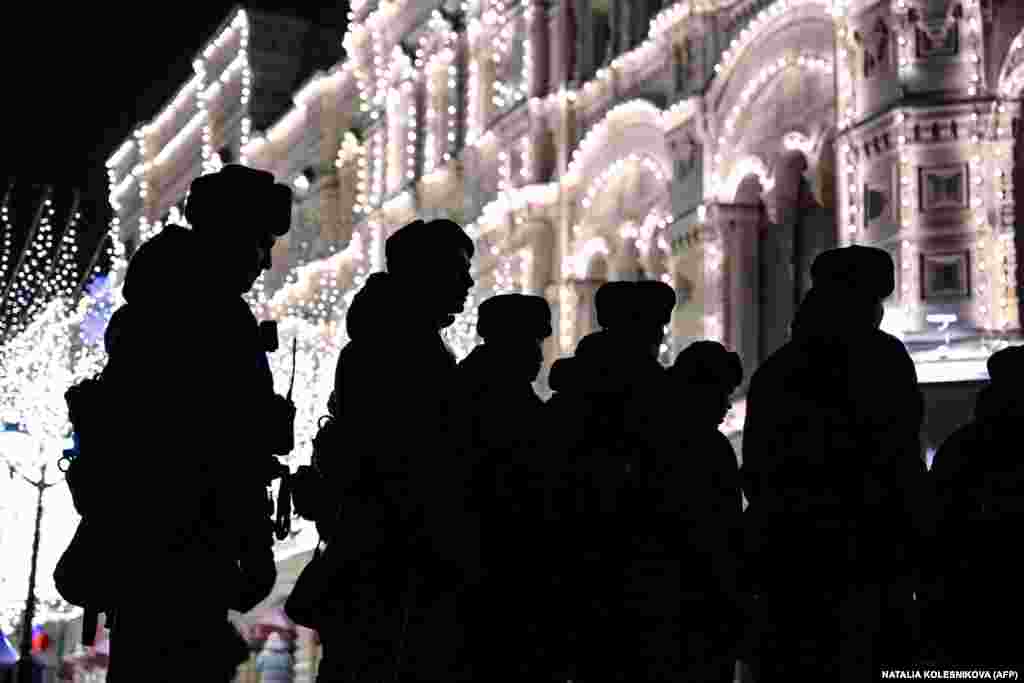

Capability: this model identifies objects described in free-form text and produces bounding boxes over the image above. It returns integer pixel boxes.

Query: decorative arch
[565,99,672,188]
[569,236,612,279]
[572,152,673,267]
[708,0,834,93]
[709,52,834,201]
[998,29,1024,96]
[717,155,776,203]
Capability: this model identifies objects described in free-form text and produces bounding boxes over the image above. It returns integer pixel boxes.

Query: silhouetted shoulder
[929,421,980,483]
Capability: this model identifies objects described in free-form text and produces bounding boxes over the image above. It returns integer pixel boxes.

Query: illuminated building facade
[100,0,1024,673]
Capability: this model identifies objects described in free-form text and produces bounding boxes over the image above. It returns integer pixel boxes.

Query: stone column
[525,220,556,295]
[319,80,353,245]
[548,0,571,90]
[703,207,727,344]
[529,0,551,98]
[719,203,762,385]
[611,227,642,280]
[558,278,603,353]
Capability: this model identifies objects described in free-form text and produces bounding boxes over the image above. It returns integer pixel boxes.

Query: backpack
[284,393,346,630]
[290,392,344,527]
[53,372,118,615]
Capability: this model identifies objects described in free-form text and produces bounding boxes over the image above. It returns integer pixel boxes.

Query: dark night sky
[0,4,347,270]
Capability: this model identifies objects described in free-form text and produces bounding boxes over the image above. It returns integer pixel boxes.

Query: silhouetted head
[185,164,292,294]
[477,293,552,381]
[385,219,475,327]
[978,345,1024,419]
[122,223,196,304]
[595,280,676,358]
[670,340,743,426]
[810,245,894,329]
[987,345,1024,386]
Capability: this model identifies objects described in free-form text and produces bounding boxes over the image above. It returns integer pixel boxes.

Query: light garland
[421,13,458,172]
[371,127,386,207]
[404,82,417,182]
[576,154,668,235]
[964,0,985,97]
[559,283,578,353]
[712,53,832,198]
[894,4,913,74]
[134,129,149,213]
[0,190,14,290]
[835,16,857,130]
[488,5,528,113]
[893,111,918,322]
[519,135,531,183]
[498,149,511,191]
[566,99,666,183]
[998,32,1024,96]
[711,0,832,78]
[969,110,991,328]
[839,139,860,242]
[1,195,56,341]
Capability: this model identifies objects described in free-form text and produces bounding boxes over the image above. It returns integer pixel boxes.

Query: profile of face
[714,389,733,426]
[244,236,275,292]
[449,248,474,313]
[213,235,275,295]
[422,247,473,317]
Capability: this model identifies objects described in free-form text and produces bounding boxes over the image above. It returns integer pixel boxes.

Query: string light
[712,53,832,198]
[566,100,666,183]
[998,34,1024,96]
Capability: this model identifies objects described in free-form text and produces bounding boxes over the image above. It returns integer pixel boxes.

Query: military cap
[477,294,552,341]
[595,281,633,329]
[385,218,475,272]
[810,245,895,301]
[987,345,1024,386]
[671,340,743,390]
[596,280,676,330]
[185,164,292,238]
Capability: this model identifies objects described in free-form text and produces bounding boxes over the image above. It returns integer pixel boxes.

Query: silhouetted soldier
[100,165,295,682]
[546,279,674,681]
[926,345,1024,668]
[456,293,552,680]
[316,219,476,682]
[654,341,746,683]
[742,245,924,682]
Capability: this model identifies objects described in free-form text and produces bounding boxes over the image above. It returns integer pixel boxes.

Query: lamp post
[0,424,59,683]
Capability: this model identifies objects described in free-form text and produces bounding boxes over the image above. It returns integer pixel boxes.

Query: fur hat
[987,345,1024,386]
[810,245,895,301]
[185,164,292,238]
[671,340,743,390]
[477,294,552,341]
[596,280,676,330]
[385,219,474,273]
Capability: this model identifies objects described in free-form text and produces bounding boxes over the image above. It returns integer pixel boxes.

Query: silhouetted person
[655,340,746,683]
[925,345,1024,668]
[742,245,924,682]
[546,279,674,681]
[456,293,552,681]
[315,219,476,682]
[99,165,295,682]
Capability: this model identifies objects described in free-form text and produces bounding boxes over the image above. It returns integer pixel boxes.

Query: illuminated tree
[0,296,109,682]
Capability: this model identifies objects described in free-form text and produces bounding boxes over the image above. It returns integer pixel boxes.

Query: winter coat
[102,225,278,612]
[741,317,924,590]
